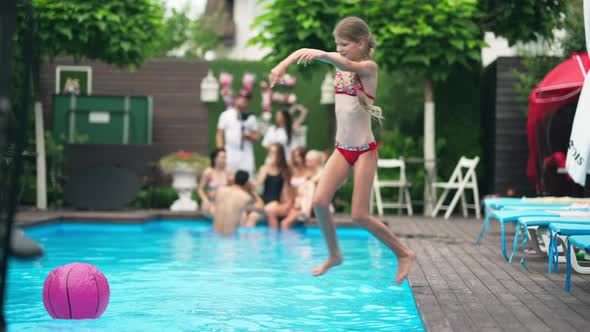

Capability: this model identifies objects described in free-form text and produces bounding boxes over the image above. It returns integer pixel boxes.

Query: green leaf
[388,25,413,35]
[405,38,420,47]
[120,41,131,51]
[56,26,72,40]
[449,40,464,50]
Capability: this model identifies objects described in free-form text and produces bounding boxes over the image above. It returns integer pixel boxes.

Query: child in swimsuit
[269,16,416,284]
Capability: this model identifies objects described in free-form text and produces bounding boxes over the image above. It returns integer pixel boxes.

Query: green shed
[52,95,153,144]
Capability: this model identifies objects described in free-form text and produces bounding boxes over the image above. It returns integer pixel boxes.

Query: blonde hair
[333,17,376,60]
[306,150,326,166]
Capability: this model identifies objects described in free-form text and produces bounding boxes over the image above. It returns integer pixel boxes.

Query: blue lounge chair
[567,235,590,291]
[476,199,586,258]
[476,209,564,261]
[511,216,590,269]
[547,223,590,292]
[478,200,571,243]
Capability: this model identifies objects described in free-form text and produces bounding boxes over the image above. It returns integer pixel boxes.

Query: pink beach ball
[42,263,110,319]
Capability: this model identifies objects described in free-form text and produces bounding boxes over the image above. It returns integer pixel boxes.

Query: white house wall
[226,0,271,60]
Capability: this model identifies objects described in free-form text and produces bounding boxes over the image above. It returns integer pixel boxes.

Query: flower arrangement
[159,150,209,175]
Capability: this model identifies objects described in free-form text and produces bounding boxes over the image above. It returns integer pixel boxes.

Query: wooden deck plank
[407,239,454,332]
[421,238,500,330]
[475,243,590,331]
[447,244,551,332]
[388,215,590,332]
[412,238,478,331]
[453,241,576,331]
[436,244,527,331]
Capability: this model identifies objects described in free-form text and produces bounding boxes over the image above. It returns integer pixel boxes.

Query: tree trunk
[423,78,437,215]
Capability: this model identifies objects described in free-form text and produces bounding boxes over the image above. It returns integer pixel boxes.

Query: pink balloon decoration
[42,263,110,319]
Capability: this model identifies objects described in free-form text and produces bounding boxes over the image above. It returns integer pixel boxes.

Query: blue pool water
[6,221,424,331]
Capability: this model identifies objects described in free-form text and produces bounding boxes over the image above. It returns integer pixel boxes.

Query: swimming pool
[6,220,424,331]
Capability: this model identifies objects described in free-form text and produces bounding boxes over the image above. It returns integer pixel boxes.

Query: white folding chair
[370,158,413,216]
[431,156,481,219]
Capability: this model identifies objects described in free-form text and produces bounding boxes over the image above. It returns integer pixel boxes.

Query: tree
[12,0,164,106]
[478,0,566,46]
[561,0,585,56]
[151,3,224,59]
[26,0,164,68]
[152,5,193,57]
[513,1,584,115]
[11,0,166,208]
[12,0,165,130]
[185,12,224,58]
[250,0,567,213]
[12,0,165,109]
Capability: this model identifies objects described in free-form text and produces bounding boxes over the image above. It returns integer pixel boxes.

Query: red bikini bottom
[335,141,381,165]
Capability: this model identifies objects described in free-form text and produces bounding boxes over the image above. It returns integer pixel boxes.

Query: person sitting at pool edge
[213,170,264,235]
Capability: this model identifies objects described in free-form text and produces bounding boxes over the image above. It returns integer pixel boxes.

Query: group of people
[198,145,326,235]
[205,78,325,235]
[214,89,308,179]
[200,16,415,284]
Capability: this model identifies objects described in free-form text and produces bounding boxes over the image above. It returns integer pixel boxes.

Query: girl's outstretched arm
[270,48,376,87]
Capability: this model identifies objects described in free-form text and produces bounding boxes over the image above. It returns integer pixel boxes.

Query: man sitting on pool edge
[213,170,264,235]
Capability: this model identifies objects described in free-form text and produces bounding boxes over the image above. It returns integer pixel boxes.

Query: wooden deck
[386,215,590,332]
[13,210,590,331]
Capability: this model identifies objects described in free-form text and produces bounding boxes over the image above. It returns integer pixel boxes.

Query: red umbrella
[526,52,590,186]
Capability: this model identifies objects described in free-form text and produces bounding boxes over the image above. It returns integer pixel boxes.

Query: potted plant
[159,151,209,211]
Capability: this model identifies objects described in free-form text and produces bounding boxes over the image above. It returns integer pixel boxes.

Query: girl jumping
[269,16,416,284]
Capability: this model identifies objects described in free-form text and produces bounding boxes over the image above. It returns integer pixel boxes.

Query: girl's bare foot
[312,254,343,276]
[396,250,416,284]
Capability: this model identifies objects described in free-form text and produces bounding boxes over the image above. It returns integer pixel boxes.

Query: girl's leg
[208,202,216,216]
[266,201,293,228]
[244,211,263,227]
[264,202,281,228]
[281,208,301,230]
[352,150,416,284]
[311,150,351,276]
[201,199,213,217]
[299,181,316,218]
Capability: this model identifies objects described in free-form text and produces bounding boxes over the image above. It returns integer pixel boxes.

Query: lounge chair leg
[566,240,572,292]
[476,212,491,245]
[501,221,509,261]
[547,230,553,273]
[509,224,521,263]
[549,232,560,273]
[520,228,530,271]
[527,228,544,255]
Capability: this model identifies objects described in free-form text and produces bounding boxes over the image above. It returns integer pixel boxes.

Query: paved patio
[14,210,590,331]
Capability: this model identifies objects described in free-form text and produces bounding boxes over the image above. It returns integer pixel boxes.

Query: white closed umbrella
[566,0,590,185]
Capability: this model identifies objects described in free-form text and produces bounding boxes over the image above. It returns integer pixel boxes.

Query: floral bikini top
[334,70,383,122]
[334,70,375,100]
